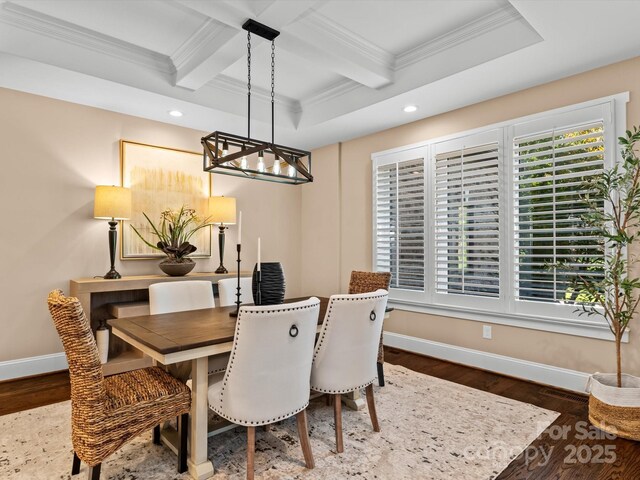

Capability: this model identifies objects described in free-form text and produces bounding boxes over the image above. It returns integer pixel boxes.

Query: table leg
[188,357,214,480]
[342,390,366,411]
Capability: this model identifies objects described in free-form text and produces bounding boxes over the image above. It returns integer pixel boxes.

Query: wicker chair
[47,290,192,480]
[348,271,391,386]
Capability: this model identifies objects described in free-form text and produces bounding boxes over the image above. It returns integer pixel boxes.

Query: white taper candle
[257,237,261,271]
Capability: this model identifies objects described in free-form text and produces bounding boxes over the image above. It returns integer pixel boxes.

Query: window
[435,140,500,299]
[374,155,425,292]
[371,94,627,338]
[513,122,605,304]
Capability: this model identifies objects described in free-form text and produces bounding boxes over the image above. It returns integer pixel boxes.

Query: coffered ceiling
[1,0,640,150]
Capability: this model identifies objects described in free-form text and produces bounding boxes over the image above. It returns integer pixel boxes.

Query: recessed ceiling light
[168,110,183,117]
[403,105,418,113]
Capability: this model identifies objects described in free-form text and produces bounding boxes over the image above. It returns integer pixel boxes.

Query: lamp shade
[94,186,131,220]
[208,196,236,225]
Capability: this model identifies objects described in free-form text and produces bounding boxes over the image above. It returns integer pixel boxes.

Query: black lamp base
[104,220,121,280]
[216,225,228,274]
[103,268,121,279]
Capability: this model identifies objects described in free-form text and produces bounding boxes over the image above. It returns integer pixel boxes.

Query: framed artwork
[120,140,212,259]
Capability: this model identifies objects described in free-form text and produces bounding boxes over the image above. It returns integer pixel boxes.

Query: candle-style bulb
[288,164,295,177]
[272,155,281,175]
[257,155,265,173]
[222,140,229,157]
[240,156,248,169]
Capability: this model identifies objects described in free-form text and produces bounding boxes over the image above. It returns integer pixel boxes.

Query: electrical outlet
[483,325,492,339]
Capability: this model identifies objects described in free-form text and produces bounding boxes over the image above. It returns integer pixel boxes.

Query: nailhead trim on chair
[311,293,387,394]
[349,272,391,364]
[311,379,376,395]
[209,300,319,427]
[312,293,387,363]
[209,401,311,426]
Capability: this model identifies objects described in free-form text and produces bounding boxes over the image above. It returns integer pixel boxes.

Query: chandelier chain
[271,40,275,145]
[247,31,251,141]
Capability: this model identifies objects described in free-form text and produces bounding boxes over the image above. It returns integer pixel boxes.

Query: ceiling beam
[280,12,394,89]
[174,0,318,91]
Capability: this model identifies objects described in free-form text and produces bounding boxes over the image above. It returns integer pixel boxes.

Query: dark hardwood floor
[0,370,69,416]
[1,348,639,479]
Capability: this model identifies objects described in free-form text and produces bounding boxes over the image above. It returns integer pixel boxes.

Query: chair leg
[153,425,161,445]
[87,463,101,480]
[365,383,381,432]
[377,362,385,387]
[295,410,315,469]
[247,426,256,480]
[325,394,333,406]
[333,394,344,453]
[178,413,189,474]
[71,452,81,475]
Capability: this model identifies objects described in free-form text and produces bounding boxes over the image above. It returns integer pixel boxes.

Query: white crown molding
[396,4,524,70]
[170,18,231,72]
[299,10,395,71]
[207,74,302,114]
[0,1,173,74]
[299,3,531,115]
[301,77,360,110]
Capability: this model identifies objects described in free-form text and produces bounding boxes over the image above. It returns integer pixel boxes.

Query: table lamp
[94,186,131,279]
[209,196,237,274]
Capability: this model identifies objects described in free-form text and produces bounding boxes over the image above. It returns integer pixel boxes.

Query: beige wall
[0,87,302,363]
[300,143,341,296]
[304,56,640,376]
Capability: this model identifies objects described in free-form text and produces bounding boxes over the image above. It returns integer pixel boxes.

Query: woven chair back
[348,271,391,294]
[47,290,107,414]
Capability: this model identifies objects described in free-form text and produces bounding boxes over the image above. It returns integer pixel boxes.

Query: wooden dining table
[109,297,363,479]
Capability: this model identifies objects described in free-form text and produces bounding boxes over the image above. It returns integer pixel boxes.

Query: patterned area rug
[0,364,558,479]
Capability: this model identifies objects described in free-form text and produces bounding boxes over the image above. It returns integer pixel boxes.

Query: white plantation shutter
[434,142,500,298]
[375,157,425,291]
[513,121,605,303]
[372,95,623,336]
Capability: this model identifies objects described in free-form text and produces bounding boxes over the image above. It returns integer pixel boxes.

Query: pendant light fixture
[202,19,313,185]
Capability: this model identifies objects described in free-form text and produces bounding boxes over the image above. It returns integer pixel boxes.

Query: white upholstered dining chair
[310,290,389,453]
[207,298,320,480]
[148,280,215,314]
[217,277,253,307]
[148,280,228,378]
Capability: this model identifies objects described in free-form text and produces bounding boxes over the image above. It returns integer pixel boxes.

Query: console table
[70,272,249,376]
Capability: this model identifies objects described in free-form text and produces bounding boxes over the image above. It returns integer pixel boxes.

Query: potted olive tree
[573,127,640,440]
[131,205,211,276]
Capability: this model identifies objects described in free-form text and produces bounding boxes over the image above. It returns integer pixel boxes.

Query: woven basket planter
[588,373,640,441]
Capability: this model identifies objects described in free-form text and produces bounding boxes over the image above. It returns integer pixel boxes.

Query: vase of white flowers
[131,205,211,276]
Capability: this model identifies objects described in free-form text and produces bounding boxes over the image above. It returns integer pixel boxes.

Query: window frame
[371,93,629,341]
[430,129,504,311]
[372,146,428,304]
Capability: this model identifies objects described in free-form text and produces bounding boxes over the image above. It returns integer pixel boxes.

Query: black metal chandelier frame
[202,19,312,185]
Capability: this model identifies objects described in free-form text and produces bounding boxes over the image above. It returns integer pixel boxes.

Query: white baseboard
[0,352,68,381]
[383,332,590,393]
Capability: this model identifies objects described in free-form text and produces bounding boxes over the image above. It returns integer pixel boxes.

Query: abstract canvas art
[120,140,212,259]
